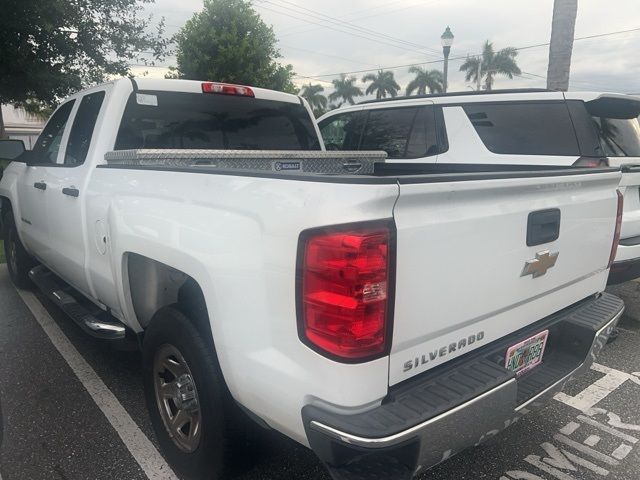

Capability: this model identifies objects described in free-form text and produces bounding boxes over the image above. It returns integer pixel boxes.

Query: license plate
[505,330,549,376]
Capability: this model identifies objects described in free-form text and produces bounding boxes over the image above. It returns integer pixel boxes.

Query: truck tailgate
[390,170,621,385]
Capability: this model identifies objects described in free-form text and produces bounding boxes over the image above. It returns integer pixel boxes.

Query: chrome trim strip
[309,379,517,448]
[515,306,624,411]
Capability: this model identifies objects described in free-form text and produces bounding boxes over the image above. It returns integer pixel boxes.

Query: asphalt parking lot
[1,264,640,480]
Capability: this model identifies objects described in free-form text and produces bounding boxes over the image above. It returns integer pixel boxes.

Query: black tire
[2,209,36,289]
[143,306,233,480]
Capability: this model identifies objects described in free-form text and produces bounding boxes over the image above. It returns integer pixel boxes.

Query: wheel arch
[125,253,242,405]
[124,252,213,339]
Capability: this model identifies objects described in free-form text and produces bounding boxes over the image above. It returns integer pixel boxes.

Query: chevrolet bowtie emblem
[521,250,559,278]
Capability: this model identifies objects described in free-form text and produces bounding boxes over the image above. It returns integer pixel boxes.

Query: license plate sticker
[505,330,549,376]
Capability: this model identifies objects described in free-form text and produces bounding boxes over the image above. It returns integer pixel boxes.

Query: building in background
[1,105,44,148]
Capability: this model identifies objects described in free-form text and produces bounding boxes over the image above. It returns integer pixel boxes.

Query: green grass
[0,240,5,264]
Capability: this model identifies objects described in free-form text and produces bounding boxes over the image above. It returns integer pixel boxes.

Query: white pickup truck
[0,78,626,480]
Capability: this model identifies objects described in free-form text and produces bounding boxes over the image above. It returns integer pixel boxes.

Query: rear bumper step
[28,265,126,341]
[303,293,624,480]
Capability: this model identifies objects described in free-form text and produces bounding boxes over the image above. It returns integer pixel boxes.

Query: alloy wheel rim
[153,344,202,453]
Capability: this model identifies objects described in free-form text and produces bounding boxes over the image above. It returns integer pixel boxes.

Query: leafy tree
[299,83,328,117]
[406,66,444,95]
[172,0,296,93]
[547,0,578,91]
[328,74,363,106]
[459,41,521,91]
[362,70,400,99]
[0,0,169,137]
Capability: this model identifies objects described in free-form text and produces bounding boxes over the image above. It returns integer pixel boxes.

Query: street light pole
[441,26,454,93]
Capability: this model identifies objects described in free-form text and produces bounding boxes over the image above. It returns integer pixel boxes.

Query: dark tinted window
[115,91,319,151]
[360,107,416,158]
[592,117,640,157]
[464,102,580,156]
[32,101,75,164]
[319,106,442,159]
[406,106,440,157]
[566,101,603,157]
[318,111,366,150]
[360,106,439,159]
[65,91,105,166]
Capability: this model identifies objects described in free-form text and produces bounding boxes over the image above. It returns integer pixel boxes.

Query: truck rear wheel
[143,306,231,480]
[2,210,36,289]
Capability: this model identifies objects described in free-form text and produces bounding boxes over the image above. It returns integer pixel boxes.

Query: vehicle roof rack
[358,88,553,105]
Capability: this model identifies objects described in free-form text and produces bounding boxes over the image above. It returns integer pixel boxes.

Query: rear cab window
[115,91,320,151]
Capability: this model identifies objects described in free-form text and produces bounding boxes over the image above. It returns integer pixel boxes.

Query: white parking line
[16,289,177,480]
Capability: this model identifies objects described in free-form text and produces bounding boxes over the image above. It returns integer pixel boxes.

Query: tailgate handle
[527,209,561,246]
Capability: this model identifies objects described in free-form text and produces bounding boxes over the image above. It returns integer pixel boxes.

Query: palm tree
[328,74,363,106]
[547,0,578,91]
[299,83,328,116]
[459,41,521,91]
[406,67,444,96]
[362,70,400,99]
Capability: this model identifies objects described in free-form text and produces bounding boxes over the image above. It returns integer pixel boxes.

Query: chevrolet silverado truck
[0,78,626,480]
[318,89,640,285]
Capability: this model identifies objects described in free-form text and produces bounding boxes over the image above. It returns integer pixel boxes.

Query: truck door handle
[527,209,561,246]
[62,187,80,198]
[33,182,47,191]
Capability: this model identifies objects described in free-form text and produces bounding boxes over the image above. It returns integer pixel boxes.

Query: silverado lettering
[403,331,486,372]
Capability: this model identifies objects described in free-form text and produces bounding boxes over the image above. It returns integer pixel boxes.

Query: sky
[131,0,640,97]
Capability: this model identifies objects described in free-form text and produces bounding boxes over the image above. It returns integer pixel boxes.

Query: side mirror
[23,151,40,166]
[0,139,26,162]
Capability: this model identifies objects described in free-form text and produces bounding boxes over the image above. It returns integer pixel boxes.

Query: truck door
[16,100,76,260]
[43,90,106,296]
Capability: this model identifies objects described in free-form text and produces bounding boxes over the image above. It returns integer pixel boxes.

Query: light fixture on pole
[441,26,454,93]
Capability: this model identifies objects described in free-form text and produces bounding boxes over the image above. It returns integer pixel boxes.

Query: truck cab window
[65,91,106,166]
[31,100,76,164]
[114,91,320,151]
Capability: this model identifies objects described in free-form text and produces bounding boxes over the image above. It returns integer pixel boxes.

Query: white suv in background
[318,89,640,284]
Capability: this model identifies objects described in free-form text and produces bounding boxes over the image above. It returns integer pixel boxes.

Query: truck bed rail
[104,149,387,175]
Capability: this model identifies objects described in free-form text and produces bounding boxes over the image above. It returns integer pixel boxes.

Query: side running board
[28,265,126,341]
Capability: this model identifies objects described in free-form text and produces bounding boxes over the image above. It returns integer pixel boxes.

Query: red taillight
[573,157,609,168]
[201,82,255,97]
[608,190,624,268]
[298,223,394,361]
